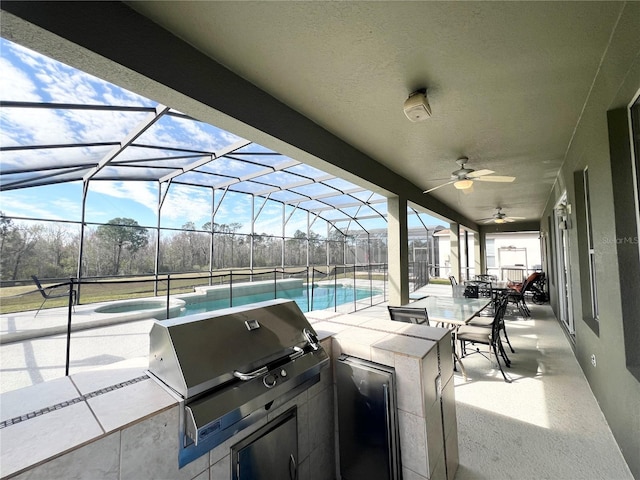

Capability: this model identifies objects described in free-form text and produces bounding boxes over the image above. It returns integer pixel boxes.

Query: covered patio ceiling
[1,1,627,231]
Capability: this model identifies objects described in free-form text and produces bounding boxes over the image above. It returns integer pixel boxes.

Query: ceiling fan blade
[423,180,455,193]
[475,175,516,183]
[467,169,494,178]
[506,216,526,220]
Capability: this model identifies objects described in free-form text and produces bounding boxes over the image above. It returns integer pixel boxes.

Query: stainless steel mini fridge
[337,355,402,480]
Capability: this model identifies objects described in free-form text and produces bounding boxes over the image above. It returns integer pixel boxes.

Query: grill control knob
[280,369,287,377]
[263,374,277,388]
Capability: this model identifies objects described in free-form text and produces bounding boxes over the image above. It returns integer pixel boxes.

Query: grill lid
[148,298,320,399]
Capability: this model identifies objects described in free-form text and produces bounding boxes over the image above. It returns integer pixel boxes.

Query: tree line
[0,213,385,283]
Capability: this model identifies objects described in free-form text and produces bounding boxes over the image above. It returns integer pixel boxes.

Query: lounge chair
[32,275,76,317]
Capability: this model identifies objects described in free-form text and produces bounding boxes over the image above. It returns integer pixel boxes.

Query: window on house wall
[607,97,640,380]
[632,98,640,256]
[583,167,599,320]
[629,96,640,379]
[486,238,496,268]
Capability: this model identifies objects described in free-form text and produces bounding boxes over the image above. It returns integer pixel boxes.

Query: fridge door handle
[383,383,393,479]
[289,453,297,480]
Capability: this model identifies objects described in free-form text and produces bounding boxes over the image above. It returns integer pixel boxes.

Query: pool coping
[0,279,387,344]
[0,297,186,345]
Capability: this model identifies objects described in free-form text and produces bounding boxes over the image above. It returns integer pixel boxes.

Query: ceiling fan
[478,207,525,224]
[423,157,516,194]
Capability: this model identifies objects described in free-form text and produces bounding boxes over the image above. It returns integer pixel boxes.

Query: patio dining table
[402,296,491,326]
[400,295,491,379]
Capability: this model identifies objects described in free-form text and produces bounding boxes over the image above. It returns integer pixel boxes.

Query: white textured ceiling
[126,1,622,225]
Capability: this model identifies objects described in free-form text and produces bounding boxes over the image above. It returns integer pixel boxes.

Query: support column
[388,196,409,306]
[476,229,486,276]
[449,223,461,283]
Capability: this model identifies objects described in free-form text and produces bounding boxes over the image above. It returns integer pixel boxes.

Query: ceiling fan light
[453,179,473,190]
[494,218,506,224]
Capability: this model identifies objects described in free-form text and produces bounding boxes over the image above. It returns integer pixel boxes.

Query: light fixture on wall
[555,203,572,229]
[403,89,431,122]
[453,179,474,190]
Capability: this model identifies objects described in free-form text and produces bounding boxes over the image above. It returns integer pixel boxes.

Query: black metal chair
[466,280,492,299]
[468,292,515,354]
[464,280,496,320]
[506,272,539,317]
[474,274,497,283]
[32,275,76,317]
[456,295,512,383]
[462,283,479,298]
[387,306,429,325]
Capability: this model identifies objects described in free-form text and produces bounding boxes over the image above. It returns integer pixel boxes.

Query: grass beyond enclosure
[0,269,394,315]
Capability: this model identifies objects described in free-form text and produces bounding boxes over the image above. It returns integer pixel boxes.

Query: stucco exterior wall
[539,3,640,476]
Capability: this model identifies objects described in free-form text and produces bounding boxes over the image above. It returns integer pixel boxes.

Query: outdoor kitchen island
[0,306,457,480]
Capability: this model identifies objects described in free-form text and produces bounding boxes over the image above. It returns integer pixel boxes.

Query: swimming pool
[180,284,380,315]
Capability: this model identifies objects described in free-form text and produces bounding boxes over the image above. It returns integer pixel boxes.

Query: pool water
[180,285,379,315]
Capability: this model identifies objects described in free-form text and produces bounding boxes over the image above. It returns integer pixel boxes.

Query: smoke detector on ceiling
[403,89,431,122]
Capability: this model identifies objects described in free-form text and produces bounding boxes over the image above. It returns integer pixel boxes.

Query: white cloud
[161,185,213,228]
[0,56,41,102]
[0,194,72,221]
[89,181,157,213]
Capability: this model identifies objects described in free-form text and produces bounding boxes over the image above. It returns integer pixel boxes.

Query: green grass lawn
[0,275,214,315]
[1,271,442,315]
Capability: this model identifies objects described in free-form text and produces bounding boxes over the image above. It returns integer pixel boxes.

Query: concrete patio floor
[351,291,633,479]
[0,284,633,479]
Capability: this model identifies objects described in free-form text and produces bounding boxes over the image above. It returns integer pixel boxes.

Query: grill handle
[235,345,307,381]
[290,346,305,360]
[233,365,268,381]
[303,328,320,351]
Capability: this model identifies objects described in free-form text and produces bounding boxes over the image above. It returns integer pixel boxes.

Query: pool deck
[0,298,178,345]
[0,283,444,394]
[0,278,398,345]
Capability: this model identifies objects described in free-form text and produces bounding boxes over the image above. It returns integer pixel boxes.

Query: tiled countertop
[0,358,177,478]
[0,311,455,480]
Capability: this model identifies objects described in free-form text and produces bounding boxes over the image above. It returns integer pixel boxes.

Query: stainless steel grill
[147,299,329,467]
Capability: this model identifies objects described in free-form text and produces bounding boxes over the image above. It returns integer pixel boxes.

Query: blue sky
[0,37,443,236]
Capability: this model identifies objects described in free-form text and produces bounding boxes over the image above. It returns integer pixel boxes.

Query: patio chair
[506,287,530,317]
[475,274,497,283]
[456,295,512,383]
[502,268,527,283]
[32,275,77,317]
[506,272,539,317]
[387,306,430,325]
[462,283,479,298]
[466,280,492,299]
[468,292,515,354]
